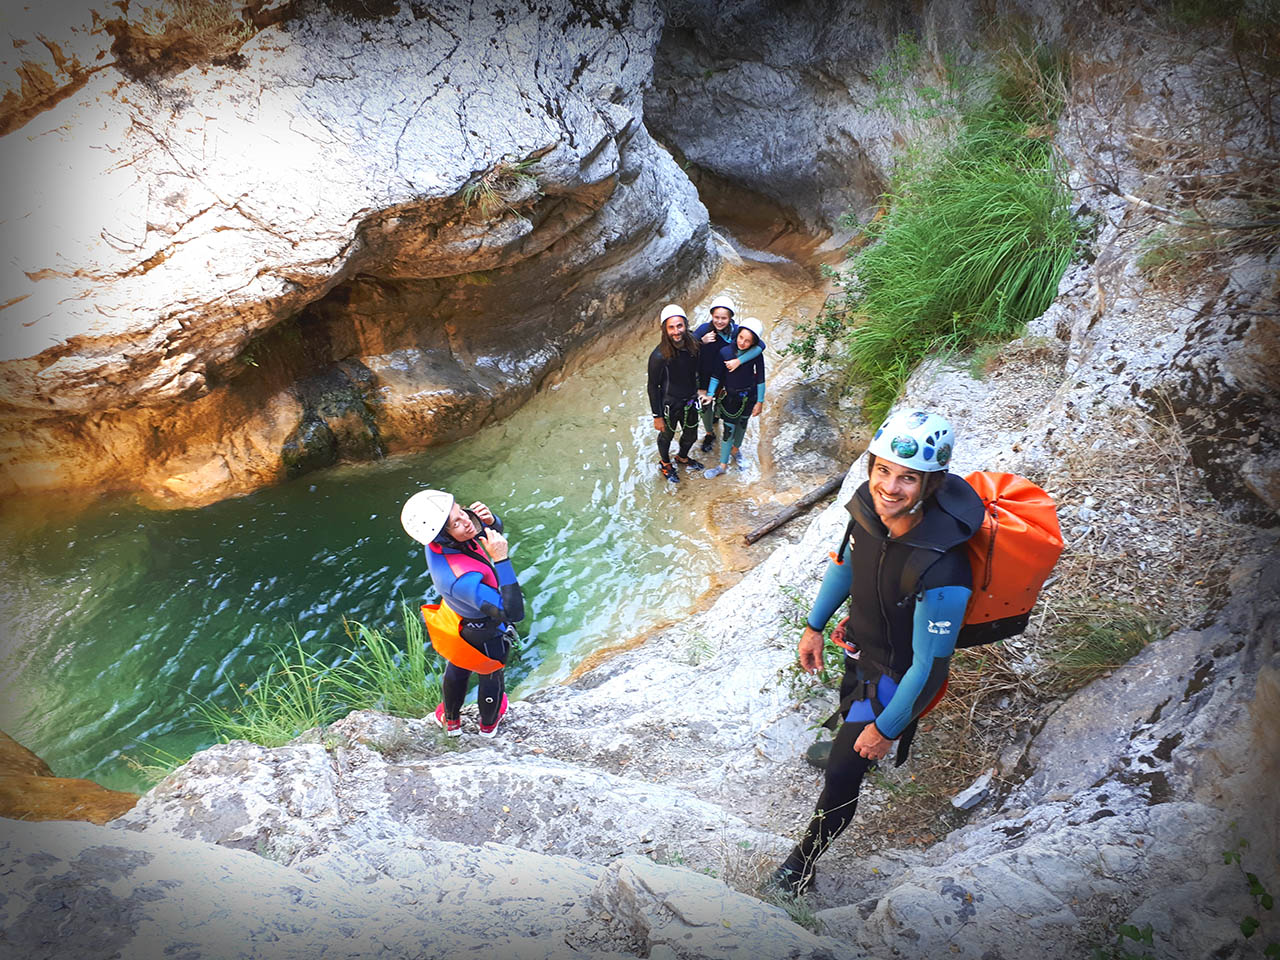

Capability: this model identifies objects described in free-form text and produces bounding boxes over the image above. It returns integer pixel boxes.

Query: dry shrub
[1063,14,1279,284]
[107,1,264,80]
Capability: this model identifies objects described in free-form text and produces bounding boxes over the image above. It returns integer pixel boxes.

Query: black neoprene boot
[763,849,814,898]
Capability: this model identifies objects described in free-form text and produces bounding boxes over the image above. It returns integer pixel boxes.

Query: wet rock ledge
[0,0,715,508]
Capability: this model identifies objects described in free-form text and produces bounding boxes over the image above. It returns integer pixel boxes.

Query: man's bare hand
[854,723,892,761]
[798,625,825,674]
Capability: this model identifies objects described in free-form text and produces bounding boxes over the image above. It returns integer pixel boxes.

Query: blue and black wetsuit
[426,514,525,725]
[706,343,765,467]
[693,320,763,438]
[783,473,983,876]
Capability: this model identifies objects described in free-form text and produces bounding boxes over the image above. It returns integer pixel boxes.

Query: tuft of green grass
[196,602,443,748]
[121,745,191,785]
[461,158,541,216]
[761,888,824,934]
[790,50,1076,424]
[327,603,443,718]
[196,633,336,748]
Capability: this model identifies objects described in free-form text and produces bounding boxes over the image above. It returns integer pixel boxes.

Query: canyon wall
[0,0,716,508]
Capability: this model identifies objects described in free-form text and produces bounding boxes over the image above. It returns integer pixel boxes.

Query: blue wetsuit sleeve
[738,344,762,364]
[447,571,503,614]
[449,566,525,623]
[806,555,853,631]
[874,585,971,739]
[707,376,720,394]
[756,356,766,403]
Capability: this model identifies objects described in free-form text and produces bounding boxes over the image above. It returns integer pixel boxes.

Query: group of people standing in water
[399,296,980,901]
[646,296,766,483]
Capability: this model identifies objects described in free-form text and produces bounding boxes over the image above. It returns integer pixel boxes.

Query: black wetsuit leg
[461,619,511,726]
[783,668,875,878]
[440,663,470,720]
[675,406,698,459]
[657,401,679,461]
[660,398,699,460]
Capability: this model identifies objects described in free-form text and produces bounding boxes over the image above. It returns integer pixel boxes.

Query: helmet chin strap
[908,499,923,514]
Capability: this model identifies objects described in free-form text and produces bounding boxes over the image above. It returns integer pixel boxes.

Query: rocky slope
[2,4,1277,960]
[0,0,715,508]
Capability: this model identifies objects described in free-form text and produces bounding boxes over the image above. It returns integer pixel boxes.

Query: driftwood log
[744,474,845,544]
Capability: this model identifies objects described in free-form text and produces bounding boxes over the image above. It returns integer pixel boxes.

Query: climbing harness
[716,388,753,422]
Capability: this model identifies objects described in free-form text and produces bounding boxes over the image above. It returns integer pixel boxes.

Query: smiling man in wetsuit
[767,409,984,897]
[647,304,706,484]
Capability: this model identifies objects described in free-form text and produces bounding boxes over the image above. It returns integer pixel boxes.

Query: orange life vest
[419,600,505,674]
[421,540,507,674]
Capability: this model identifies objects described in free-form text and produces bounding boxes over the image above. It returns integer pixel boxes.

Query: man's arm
[647,350,665,417]
[799,554,854,672]
[871,585,971,739]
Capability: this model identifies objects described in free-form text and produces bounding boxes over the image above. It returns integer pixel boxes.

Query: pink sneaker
[477,694,508,738]
[433,703,461,737]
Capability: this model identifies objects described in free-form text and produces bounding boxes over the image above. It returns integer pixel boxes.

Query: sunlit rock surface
[0,0,715,507]
[0,730,138,825]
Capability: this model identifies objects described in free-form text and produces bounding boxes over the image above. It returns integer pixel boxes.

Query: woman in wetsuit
[400,489,525,737]
[693,295,764,453]
[768,409,984,895]
[702,317,766,478]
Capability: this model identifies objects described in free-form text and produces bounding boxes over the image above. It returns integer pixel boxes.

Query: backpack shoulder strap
[898,546,943,608]
[833,515,857,565]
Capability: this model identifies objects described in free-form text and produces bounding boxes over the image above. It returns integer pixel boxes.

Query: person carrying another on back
[648,303,706,484]
[766,409,984,897]
[702,317,766,479]
[400,489,525,737]
[693,295,763,454]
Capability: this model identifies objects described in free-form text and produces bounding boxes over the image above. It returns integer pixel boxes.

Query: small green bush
[197,602,443,747]
[790,50,1077,424]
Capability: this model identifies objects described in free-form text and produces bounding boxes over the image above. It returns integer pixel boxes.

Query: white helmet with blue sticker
[867,409,955,472]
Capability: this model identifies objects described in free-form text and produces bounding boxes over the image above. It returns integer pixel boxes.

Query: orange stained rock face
[0,730,139,825]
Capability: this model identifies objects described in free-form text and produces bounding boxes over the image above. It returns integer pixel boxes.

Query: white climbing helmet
[708,294,736,317]
[400,489,455,544]
[659,304,687,324]
[737,316,764,342]
[867,409,956,472]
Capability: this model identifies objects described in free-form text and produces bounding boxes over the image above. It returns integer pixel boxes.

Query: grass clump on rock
[790,48,1078,424]
[197,602,444,748]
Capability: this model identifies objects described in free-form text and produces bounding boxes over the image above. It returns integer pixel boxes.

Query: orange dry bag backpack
[953,471,1065,648]
[420,601,505,674]
[898,471,1063,649]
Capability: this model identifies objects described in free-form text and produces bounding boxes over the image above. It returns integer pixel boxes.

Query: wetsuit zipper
[876,538,891,658]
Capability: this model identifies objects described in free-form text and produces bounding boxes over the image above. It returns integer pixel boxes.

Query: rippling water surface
[0,257,821,792]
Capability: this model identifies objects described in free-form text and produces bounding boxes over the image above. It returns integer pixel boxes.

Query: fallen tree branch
[744,473,846,544]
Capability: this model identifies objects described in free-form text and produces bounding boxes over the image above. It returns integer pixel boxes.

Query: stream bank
[0,237,851,796]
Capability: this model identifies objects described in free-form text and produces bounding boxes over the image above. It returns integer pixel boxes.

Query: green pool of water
[0,317,725,793]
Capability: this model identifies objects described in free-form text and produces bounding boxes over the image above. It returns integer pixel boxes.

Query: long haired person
[646,304,706,484]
